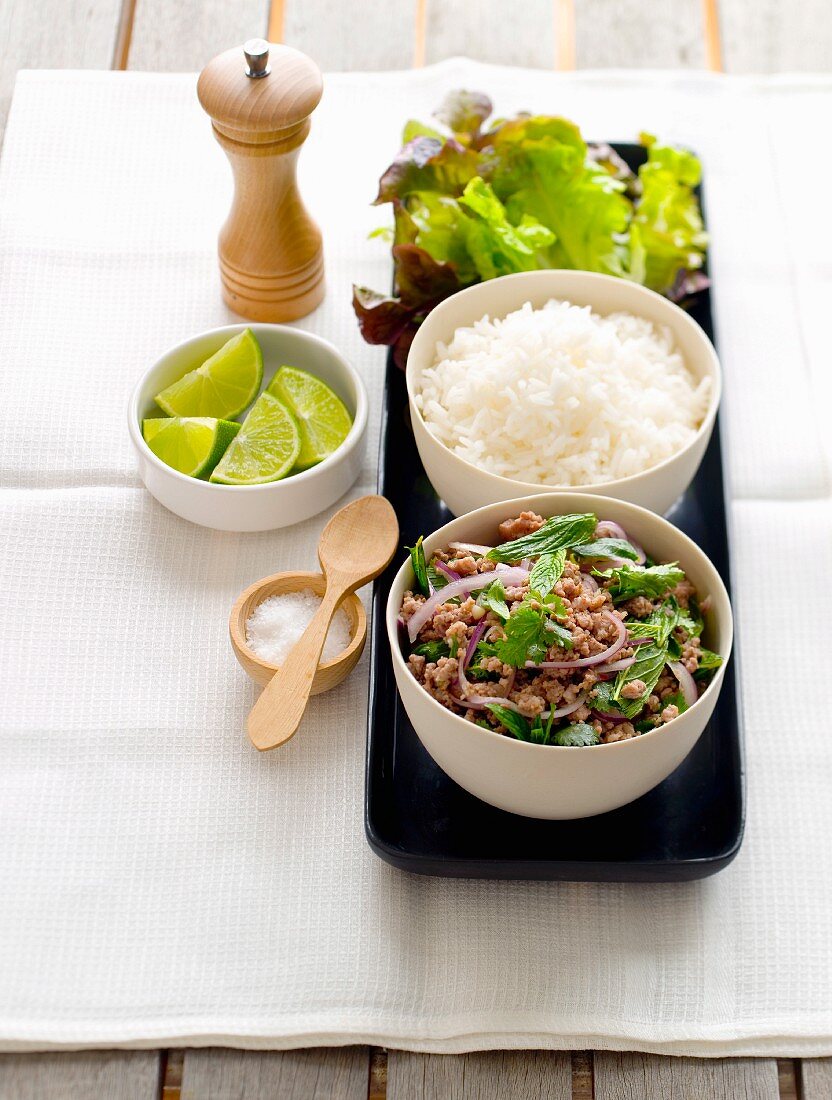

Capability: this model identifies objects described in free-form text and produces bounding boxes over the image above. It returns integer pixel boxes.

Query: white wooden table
[0,0,830,1096]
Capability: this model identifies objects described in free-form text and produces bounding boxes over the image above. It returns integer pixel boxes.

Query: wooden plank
[720,0,832,73]
[425,0,555,69]
[803,1058,832,1099]
[574,0,706,69]
[387,1050,571,1099]
[0,1051,161,1099]
[0,0,121,139]
[594,1053,780,1099]
[127,0,266,72]
[179,1047,369,1099]
[283,0,416,71]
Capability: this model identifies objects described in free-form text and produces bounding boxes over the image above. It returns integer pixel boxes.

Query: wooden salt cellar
[197,39,325,322]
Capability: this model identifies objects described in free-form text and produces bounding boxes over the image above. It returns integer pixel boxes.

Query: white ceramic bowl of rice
[406,270,721,516]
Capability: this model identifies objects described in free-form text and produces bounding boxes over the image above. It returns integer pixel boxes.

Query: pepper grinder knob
[197,41,325,322]
[243,38,270,78]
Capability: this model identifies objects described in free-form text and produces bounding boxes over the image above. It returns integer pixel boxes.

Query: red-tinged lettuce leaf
[487,116,630,276]
[374,136,479,205]
[630,135,708,295]
[433,90,493,140]
[352,244,462,368]
[458,177,555,280]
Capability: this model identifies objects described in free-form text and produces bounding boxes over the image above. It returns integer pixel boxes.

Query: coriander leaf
[698,648,723,669]
[412,640,450,662]
[540,591,569,619]
[494,604,551,667]
[554,721,600,747]
[660,691,689,714]
[478,577,510,621]
[694,647,723,681]
[595,561,685,602]
[485,703,531,741]
[474,717,492,729]
[488,513,597,563]
[543,620,574,650]
[528,548,566,598]
[589,680,622,715]
[612,641,668,719]
[405,536,429,596]
[573,538,639,561]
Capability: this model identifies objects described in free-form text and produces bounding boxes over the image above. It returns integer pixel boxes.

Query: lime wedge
[154,329,263,420]
[142,417,240,479]
[267,366,352,470]
[209,393,300,485]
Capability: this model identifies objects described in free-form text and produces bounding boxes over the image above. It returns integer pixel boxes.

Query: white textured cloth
[1,62,831,1056]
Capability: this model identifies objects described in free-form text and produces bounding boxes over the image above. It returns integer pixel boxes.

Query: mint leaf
[573,538,639,561]
[477,577,510,621]
[554,722,600,747]
[612,641,668,718]
[595,561,685,602]
[412,640,450,662]
[488,513,597,563]
[406,536,429,596]
[485,703,531,741]
[528,548,566,598]
[540,591,569,619]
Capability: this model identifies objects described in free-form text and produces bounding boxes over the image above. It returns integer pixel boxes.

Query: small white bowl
[406,270,721,516]
[386,492,733,820]
[129,324,368,532]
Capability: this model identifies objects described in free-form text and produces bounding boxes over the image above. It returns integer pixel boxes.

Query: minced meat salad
[399,511,723,747]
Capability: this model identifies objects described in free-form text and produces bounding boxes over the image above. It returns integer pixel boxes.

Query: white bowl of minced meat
[406,270,721,516]
[386,493,732,820]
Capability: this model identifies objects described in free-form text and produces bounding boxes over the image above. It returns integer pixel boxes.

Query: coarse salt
[245,590,352,666]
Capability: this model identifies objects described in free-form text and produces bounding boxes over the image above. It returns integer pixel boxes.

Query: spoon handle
[247,579,348,751]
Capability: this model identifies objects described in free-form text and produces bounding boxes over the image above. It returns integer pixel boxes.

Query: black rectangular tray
[365,145,744,881]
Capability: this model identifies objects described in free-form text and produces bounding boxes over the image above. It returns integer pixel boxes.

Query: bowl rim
[386,490,733,755]
[405,269,722,495]
[230,569,367,674]
[128,322,369,493]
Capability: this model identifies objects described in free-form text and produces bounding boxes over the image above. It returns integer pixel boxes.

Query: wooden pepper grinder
[197,39,325,322]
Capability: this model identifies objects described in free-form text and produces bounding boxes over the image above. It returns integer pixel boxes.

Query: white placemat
[1,62,831,1056]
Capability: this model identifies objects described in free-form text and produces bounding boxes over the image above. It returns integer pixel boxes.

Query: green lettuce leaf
[433,90,493,139]
[458,177,555,280]
[374,136,478,205]
[489,116,630,275]
[630,134,708,296]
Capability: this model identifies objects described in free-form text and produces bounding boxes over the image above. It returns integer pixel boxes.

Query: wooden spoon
[247,494,399,751]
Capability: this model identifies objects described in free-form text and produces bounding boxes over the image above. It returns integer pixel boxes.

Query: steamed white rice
[415,298,711,486]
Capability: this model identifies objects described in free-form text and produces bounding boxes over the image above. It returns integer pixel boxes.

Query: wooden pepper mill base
[218,230,325,324]
[198,39,326,324]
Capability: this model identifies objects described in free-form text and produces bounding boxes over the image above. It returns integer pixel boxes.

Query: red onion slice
[451,692,587,720]
[526,610,627,670]
[594,654,637,674]
[435,560,461,584]
[406,567,529,642]
[463,620,487,668]
[448,541,493,556]
[581,572,599,593]
[668,660,698,707]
